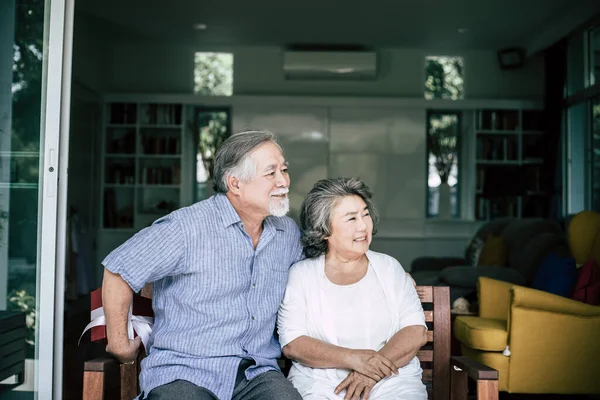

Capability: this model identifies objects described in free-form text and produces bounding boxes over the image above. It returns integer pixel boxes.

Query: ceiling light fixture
[194,23,208,30]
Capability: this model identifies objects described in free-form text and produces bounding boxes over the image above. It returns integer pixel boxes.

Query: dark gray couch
[411,218,569,303]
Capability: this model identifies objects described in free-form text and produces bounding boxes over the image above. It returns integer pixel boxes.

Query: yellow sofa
[454,211,600,394]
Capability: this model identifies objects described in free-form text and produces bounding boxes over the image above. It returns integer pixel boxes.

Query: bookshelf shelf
[474,108,546,221]
[101,102,184,230]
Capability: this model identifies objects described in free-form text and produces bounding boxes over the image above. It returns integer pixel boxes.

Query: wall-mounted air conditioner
[283,50,377,80]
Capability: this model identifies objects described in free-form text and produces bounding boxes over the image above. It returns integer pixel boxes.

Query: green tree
[428,113,459,184]
[194,53,233,96]
[195,110,230,177]
[425,56,464,100]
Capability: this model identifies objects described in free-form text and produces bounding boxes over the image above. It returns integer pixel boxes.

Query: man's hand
[106,336,142,364]
[335,371,377,400]
[346,349,398,381]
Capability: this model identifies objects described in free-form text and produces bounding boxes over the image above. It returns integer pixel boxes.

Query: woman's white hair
[300,177,379,258]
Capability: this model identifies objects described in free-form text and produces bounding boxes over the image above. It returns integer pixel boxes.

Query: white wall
[109,42,545,99]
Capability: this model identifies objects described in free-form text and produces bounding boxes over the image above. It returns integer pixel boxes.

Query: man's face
[238,142,290,217]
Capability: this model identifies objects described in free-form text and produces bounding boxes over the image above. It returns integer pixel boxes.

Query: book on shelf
[141,135,181,155]
[479,110,519,131]
[108,103,137,125]
[140,104,182,125]
[141,166,181,185]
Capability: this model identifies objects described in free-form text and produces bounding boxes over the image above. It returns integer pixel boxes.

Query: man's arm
[378,325,427,369]
[103,268,141,363]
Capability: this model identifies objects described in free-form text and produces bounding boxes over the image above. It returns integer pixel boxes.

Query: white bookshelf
[100,102,184,232]
[474,108,546,220]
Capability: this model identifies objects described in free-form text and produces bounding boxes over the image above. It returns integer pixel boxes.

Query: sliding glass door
[1,0,71,398]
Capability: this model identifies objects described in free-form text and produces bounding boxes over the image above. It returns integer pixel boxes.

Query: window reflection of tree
[6,0,45,357]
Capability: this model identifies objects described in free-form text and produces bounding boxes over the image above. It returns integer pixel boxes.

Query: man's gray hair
[299,177,379,258]
[212,130,282,193]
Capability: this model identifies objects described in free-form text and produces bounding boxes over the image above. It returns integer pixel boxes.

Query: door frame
[36,0,73,397]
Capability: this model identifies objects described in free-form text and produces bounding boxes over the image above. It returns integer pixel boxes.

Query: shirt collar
[213,193,287,231]
[214,194,242,228]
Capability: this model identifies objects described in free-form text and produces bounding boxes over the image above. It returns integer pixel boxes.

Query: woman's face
[327,195,373,258]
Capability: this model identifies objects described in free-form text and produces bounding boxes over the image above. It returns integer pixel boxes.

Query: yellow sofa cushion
[454,316,507,351]
[477,234,508,266]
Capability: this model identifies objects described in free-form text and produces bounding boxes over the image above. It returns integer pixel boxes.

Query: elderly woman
[277,178,428,400]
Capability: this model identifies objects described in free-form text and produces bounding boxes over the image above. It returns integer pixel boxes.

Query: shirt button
[252,316,256,320]
[252,283,256,288]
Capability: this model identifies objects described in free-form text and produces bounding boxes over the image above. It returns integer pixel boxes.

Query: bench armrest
[451,356,498,381]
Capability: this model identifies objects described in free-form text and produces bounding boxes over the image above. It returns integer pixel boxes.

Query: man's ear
[227,175,241,194]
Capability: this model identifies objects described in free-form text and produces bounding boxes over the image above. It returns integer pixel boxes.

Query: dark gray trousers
[146,359,301,400]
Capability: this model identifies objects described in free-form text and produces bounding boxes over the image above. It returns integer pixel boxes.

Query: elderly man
[102,130,303,400]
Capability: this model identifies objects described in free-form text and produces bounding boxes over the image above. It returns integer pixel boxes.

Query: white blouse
[277,250,428,399]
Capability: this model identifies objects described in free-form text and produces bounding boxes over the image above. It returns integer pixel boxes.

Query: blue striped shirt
[102,194,303,399]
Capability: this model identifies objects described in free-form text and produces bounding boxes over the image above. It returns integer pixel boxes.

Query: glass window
[193,52,234,96]
[427,112,460,218]
[589,26,600,87]
[591,97,600,211]
[424,56,464,100]
[567,34,585,96]
[191,107,231,201]
[2,0,55,394]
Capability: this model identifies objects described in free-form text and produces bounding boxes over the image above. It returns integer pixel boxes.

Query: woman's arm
[282,336,353,369]
[277,263,397,381]
[283,336,398,381]
[378,325,427,369]
[378,262,428,368]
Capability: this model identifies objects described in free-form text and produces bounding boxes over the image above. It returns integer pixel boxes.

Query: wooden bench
[0,311,26,392]
[83,285,498,399]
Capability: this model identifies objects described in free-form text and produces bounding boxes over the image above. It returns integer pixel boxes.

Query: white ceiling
[77,0,600,50]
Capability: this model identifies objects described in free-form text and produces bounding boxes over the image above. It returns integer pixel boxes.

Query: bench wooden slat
[422,369,433,382]
[416,286,432,303]
[417,350,433,362]
[424,311,433,322]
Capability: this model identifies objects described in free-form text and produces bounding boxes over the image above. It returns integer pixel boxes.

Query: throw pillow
[465,236,485,266]
[477,235,508,266]
[571,259,600,306]
[531,253,577,297]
